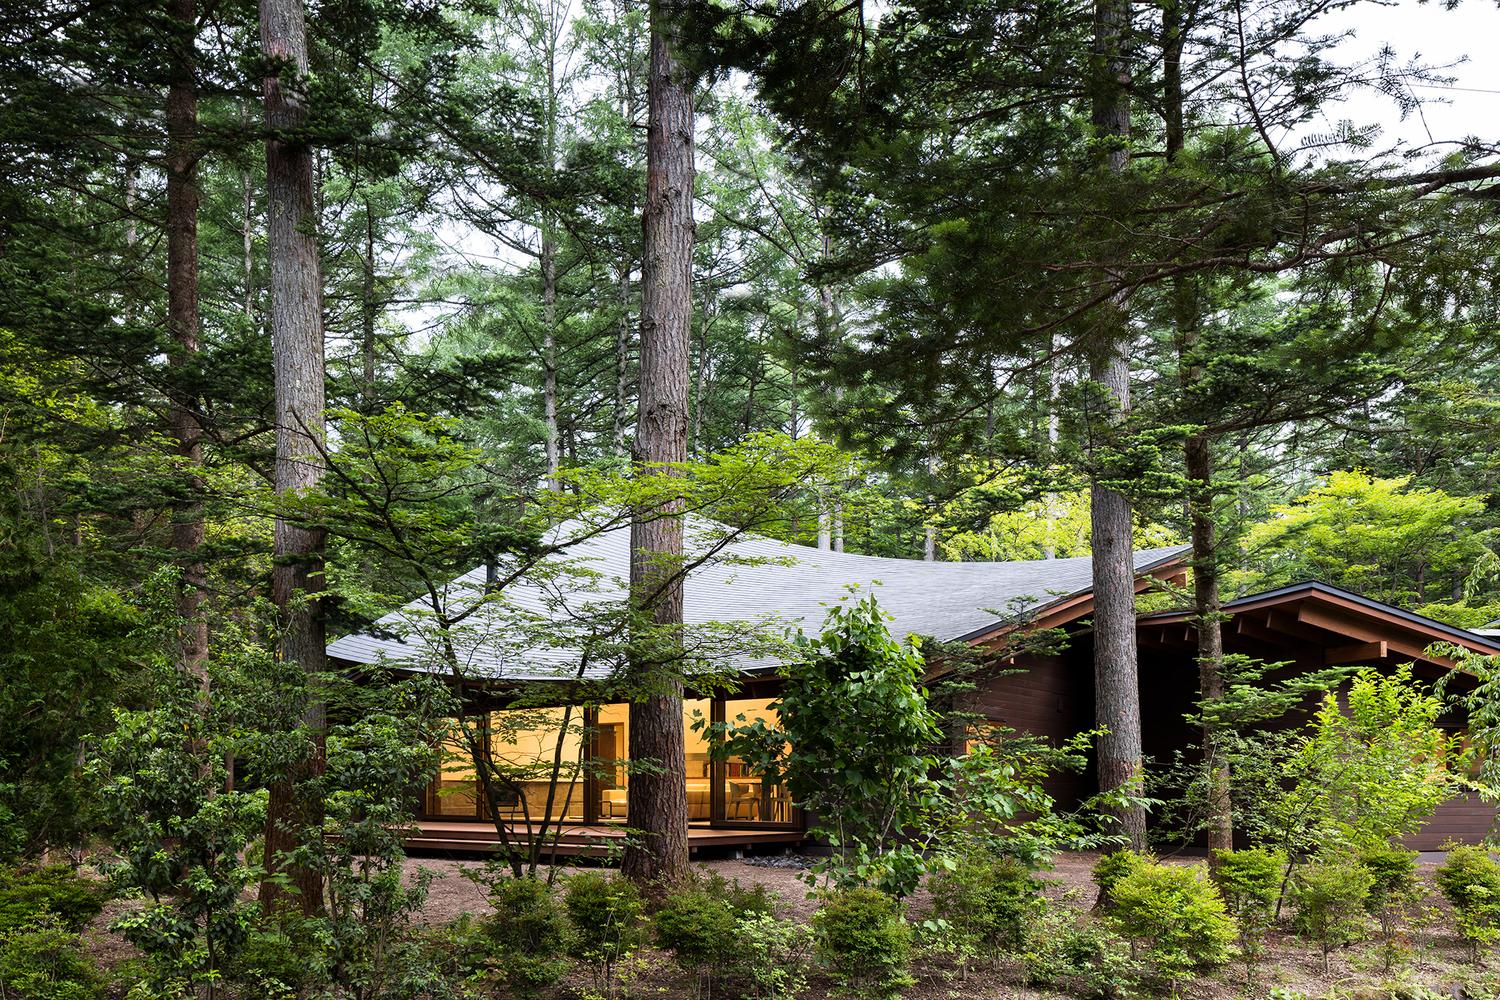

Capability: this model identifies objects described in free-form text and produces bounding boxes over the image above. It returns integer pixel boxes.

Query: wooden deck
[408,820,805,857]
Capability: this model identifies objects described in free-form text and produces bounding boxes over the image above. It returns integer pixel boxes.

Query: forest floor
[78,851,1500,999]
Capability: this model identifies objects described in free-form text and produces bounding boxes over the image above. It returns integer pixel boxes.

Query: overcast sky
[1318,0,1500,154]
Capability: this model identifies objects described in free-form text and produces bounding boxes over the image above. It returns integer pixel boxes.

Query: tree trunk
[259,0,328,916]
[615,264,632,452]
[360,197,377,409]
[165,0,209,695]
[541,229,561,490]
[1163,0,1233,858]
[621,0,694,889]
[1089,0,1147,850]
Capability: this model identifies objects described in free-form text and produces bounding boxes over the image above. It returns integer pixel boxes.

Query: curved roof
[327,519,1188,681]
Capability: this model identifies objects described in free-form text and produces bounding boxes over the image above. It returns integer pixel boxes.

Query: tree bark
[614,263,632,452]
[1163,0,1232,856]
[259,0,328,916]
[1089,0,1148,850]
[541,229,561,489]
[165,0,208,694]
[621,0,694,889]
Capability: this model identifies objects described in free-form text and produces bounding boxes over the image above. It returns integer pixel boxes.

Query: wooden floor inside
[409,820,805,857]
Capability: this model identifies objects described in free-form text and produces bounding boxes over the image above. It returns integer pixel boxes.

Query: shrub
[727,913,811,1000]
[1211,847,1285,985]
[1435,845,1500,963]
[926,850,1044,967]
[0,920,104,1000]
[1105,861,1235,985]
[654,886,738,995]
[1020,906,1135,999]
[0,866,108,936]
[1290,858,1374,973]
[563,872,643,995]
[654,868,779,995]
[1092,849,1152,909]
[812,887,912,1000]
[480,876,572,996]
[1358,845,1420,971]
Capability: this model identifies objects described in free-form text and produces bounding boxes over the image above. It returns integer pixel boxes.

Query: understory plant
[730,912,811,1000]
[477,876,572,996]
[0,866,108,936]
[1358,845,1421,972]
[812,886,913,1000]
[1435,846,1500,963]
[564,872,644,998]
[0,920,104,1000]
[1103,859,1235,989]
[1291,857,1375,974]
[653,870,775,998]
[924,849,1044,974]
[1019,905,1135,999]
[1211,847,1284,987]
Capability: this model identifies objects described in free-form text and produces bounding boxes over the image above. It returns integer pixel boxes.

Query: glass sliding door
[719,698,793,825]
[487,706,586,822]
[427,719,483,818]
[591,699,713,824]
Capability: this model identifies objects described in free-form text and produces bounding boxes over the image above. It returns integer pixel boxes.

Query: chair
[599,788,627,819]
[728,781,758,820]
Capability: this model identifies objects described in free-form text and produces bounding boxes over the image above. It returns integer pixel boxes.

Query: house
[327,521,1500,855]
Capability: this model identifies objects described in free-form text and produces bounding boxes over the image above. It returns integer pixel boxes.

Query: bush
[727,913,811,1000]
[480,876,572,996]
[1092,849,1152,908]
[1435,845,1500,963]
[926,850,1044,965]
[1020,906,1135,999]
[1358,845,1420,971]
[0,867,107,936]
[0,921,104,1000]
[1211,847,1285,984]
[654,886,738,993]
[812,887,912,1000]
[654,868,778,995]
[563,872,643,993]
[1290,858,1374,973]
[1105,861,1235,984]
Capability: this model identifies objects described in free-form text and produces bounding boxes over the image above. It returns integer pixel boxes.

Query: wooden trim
[1324,641,1388,665]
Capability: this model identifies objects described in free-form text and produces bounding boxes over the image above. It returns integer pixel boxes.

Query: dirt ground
[79,851,1500,999]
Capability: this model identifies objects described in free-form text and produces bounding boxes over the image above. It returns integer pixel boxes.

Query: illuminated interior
[422,695,794,827]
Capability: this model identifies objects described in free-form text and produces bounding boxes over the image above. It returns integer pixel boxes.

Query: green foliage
[1092,849,1152,907]
[1276,666,1459,859]
[478,877,572,996]
[727,913,811,1000]
[1435,846,1500,963]
[563,872,644,992]
[87,677,263,995]
[1019,906,1135,999]
[1242,471,1489,608]
[1359,845,1422,972]
[0,921,103,1000]
[1290,858,1374,973]
[1211,847,1285,984]
[811,887,913,1000]
[717,593,942,896]
[1104,861,1235,984]
[924,850,1044,965]
[0,867,107,937]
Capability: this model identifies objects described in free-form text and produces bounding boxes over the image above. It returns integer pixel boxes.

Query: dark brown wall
[967,632,1497,848]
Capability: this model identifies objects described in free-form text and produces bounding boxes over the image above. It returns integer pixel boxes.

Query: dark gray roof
[327,518,1188,681]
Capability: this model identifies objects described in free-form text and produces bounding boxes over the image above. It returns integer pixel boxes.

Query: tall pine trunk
[1089,0,1147,850]
[259,0,328,916]
[1163,0,1232,856]
[165,0,208,694]
[621,0,694,889]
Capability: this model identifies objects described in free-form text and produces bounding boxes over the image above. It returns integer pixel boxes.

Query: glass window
[429,724,481,818]
[722,699,792,824]
[592,700,713,823]
[487,707,586,821]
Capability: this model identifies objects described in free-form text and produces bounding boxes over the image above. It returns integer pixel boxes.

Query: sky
[1312,0,1500,154]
